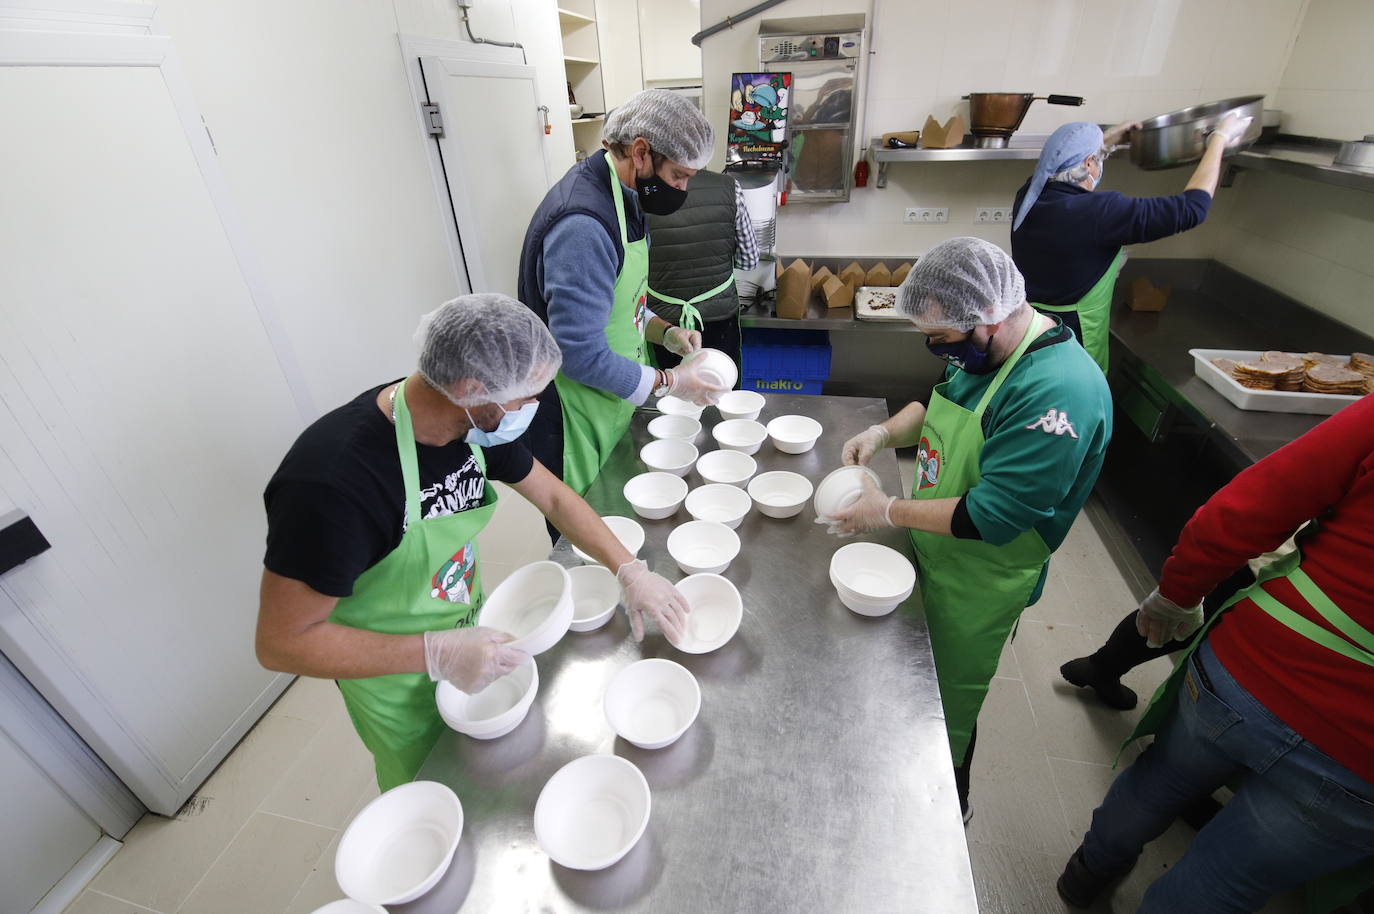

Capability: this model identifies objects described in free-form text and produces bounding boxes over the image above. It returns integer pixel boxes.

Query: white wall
[639,0,702,84]
[596,0,646,108]
[1274,0,1374,139]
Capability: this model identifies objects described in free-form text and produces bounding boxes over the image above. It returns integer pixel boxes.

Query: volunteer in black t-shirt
[257,294,691,790]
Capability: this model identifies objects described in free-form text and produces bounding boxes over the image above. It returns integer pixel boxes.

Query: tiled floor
[64,480,1302,913]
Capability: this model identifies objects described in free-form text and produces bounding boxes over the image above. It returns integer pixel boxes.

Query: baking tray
[1189,348,1365,415]
[854,286,906,322]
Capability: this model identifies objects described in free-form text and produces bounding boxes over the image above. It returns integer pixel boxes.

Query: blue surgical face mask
[926,330,996,374]
[463,401,538,447]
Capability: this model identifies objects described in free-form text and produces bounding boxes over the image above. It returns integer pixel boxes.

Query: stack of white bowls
[436,658,539,738]
[829,542,916,616]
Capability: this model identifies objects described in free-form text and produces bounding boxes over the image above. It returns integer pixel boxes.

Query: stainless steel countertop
[405,392,977,914]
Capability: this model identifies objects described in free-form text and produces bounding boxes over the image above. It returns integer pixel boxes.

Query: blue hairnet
[1012,121,1104,230]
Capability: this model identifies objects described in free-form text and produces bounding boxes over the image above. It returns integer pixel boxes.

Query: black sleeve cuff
[950,495,982,540]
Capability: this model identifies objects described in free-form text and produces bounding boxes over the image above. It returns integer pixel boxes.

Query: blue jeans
[1080,640,1374,913]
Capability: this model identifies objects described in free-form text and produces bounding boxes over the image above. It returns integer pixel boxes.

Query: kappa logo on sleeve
[1025,408,1079,438]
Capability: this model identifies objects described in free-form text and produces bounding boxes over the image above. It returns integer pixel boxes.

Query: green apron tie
[647,273,737,333]
[1033,251,1124,375]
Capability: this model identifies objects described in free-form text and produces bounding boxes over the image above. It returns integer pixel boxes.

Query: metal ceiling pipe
[691,0,789,46]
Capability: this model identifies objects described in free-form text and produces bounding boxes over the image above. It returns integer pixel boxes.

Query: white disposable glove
[616,559,689,643]
[1135,588,1205,649]
[1207,113,1253,146]
[842,424,890,466]
[816,476,896,538]
[663,326,702,358]
[666,361,727,407]
[423,627,529,693]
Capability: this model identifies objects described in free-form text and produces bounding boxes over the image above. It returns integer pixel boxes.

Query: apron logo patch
[917,436,941,489]
[431,542,476,604]
[1025,408,1079,438]
[633,295,648,335]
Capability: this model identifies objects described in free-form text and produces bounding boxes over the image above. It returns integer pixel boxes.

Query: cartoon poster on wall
[728,72,790,164]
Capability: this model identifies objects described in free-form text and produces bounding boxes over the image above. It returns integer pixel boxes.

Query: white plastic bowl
[639,438,698,477]
[829,567,906,617]
[655,395,705,419]
[310,902,388,914]
[603,658,701,749]
[666,520,741,575]
[477,561,573,655]
[695,449,757,487]
[684,483,752,529]
[534,754,651,871]
[683,347,739,390]
[571,515,645,565]
[623,472,689,520]
[813,465,882,519]
[646,414,702,441]
[829,542,917,616]
[672,573,743,653]
[335,781,464,905]
[766,415,823,454]
[747,471,815,518]
[716,389,765,421]
[712,418,768,455]
[568,564,621,632]
[435,657,538,738]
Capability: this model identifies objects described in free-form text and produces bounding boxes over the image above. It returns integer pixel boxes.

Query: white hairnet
[898,237,1026,331]
[603,89,715,170]
[415,294,562,406]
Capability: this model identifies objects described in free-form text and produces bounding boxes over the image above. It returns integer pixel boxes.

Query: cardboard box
[865,262,892,287]
[838,262,866,292]
[881,130,920,147]
[891,262,913,286]
[810,266,835,292]
[776,258,812,319]
[820,274,855,310]
[1128,276,1170,312]
[921,115,966,149]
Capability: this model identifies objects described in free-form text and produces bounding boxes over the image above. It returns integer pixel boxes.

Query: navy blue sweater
[1010,180,1212,304]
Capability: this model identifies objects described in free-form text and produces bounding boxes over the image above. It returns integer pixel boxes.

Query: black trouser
[1086,566,1256,679]
[650,315,741,370]
[526,383,565,543]
[955,725,978,812]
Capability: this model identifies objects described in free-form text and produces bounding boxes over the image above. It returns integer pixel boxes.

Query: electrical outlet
[975,206,1012,223]
[904,207,949,224]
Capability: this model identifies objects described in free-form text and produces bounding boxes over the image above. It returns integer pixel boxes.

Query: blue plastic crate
[741,376,825,395]
[741,329,831,396]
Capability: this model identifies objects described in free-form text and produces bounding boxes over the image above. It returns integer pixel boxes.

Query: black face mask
[635,168,688,216]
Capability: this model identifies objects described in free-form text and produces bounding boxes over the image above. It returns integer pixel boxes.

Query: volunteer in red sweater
[1057,394,1374,913]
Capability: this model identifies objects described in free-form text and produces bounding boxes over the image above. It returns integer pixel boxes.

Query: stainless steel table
[406,393,977,914]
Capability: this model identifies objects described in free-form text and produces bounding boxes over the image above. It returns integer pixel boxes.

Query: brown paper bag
[820,274,855,310]
[865,263,892,287]
[838,262,866,291]
[881,130,920,147]
[776,259,812,319]
[1128,276,1170,312]
[810,266,835,292]
[891,262,913,286]
[921,115,966,149]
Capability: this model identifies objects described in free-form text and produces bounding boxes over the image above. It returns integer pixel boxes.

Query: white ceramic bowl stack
[765,415,823,454]
[436,658,538,739]
[534,755,651,870]
[567,564,621,632]
[646,414,702,441]
[695,449,757,487]
[639,438,698,477]
[666,520,741,575]
[813,465,882,519]
[335,781,464,905]
[829,542,917,616]
[716,389,765,421]
[671,573,744,653]
[747,471,815,518]
[655,395,705,419]
[623,472,689,520]
[603,658,701,749]
[477,561,573,654]
[310,901,388,914]
[571,515,645,565]
[684,483,752,529]
[683,347,738,390]
[712,419,768,455]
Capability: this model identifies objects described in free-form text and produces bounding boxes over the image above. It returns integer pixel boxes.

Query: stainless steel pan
[1129,95,1264,170]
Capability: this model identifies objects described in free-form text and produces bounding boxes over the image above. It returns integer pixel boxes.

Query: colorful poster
[728,72,790,164]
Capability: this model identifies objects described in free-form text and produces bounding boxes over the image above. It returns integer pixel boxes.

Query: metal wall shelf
[870,135,1048,187]
[1224,136,1374,195]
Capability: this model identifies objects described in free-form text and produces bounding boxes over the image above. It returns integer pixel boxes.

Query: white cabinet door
[0,33,304,814]
[421,55,555,296]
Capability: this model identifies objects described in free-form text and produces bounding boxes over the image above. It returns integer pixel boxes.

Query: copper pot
[966,92,1085,139]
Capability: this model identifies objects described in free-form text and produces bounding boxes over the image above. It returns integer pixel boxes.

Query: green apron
[1033,251,1124,375]
[329,378,498,791]
[910,317,1050,764]
[1124,548,1374,913]
[552,154,652,495]
[647,274,738,332]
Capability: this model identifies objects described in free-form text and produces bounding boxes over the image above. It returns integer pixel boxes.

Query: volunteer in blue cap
[1010,114,1250,373]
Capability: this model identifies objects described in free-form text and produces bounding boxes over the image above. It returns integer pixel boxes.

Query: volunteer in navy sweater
[1010,114,1251,373]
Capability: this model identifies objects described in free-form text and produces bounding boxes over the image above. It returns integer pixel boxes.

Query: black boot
[1060,656,1139,711]
[1057,845,1126,908]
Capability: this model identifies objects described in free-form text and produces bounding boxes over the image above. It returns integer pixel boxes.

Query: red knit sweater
[1159,394,1374,784]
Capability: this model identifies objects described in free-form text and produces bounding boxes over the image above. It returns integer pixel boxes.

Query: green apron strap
[648,273,736,332]
[393,379,422,527]
[607,153,631,248]
[1289,568,1374,653]
[971,312,1043,416]
[1032,251,1123,375]
[1248,588,1374,668]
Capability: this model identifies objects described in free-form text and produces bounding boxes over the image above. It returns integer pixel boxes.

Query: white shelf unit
[558,0,605,158]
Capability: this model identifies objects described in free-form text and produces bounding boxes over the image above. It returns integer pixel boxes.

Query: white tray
[1189,348,1364,415]
[854,286,906,322]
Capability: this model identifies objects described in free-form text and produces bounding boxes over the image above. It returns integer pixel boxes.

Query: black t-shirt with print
[263,381,534,598]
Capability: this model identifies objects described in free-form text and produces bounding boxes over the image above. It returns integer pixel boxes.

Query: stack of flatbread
[1349,352,1374,393]
[1302,352,1349,370]
[1233,352,1305,390]
[1303,363,1367,395]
